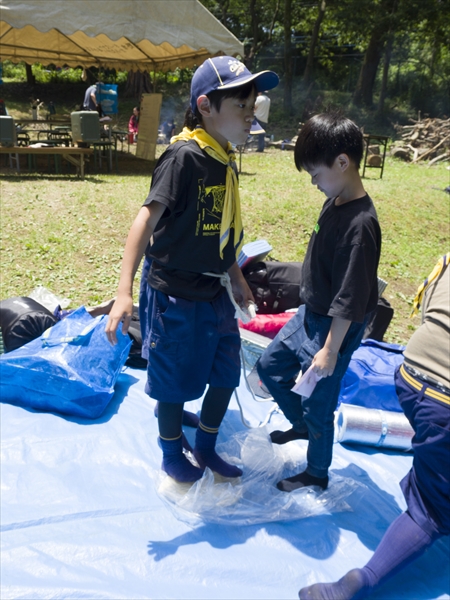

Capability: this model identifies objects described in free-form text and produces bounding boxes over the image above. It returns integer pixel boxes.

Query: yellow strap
[400,364,450,406]
[171,127,244,259]
[198,422,219,434]
[400,364,422,390]
[425,388,450,406]
[410,252,450,317]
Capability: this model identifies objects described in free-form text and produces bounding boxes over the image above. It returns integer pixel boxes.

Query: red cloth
[239,312,295,339]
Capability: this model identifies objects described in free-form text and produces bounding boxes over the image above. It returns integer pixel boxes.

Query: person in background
[254,90,271,152]
[47,101,56,117]
[257,111,381,493]
[128,106,140,142]
[161,118,176,143]
[0,99,8,116]
[83,82,102,115]
[299,253,450,599]
[106,56,279,484]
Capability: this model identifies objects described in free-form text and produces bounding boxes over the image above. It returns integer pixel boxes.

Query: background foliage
[1,0,448,132]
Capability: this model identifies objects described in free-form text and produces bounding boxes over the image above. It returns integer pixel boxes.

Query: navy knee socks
[298,511,436,599]
[154,402,199,428]
[159,435,204,483]
[363,511,436,589]
[157,388,241,482]
[194,422,242,478]
[298,569,369,600]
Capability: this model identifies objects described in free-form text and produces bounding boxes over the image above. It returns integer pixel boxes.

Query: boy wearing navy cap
[106,56,279,483]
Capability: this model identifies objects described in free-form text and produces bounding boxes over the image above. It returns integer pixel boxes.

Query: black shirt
[143,140,237,301]
[300,194,381,323]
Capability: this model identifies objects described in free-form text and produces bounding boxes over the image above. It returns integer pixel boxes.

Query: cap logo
[228,59,246,77]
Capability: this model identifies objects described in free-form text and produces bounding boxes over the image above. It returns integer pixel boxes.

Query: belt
[400,364,450,406]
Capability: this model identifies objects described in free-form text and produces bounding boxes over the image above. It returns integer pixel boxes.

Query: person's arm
[105,202,166,344]
[312,316,351,377]
[227,261,254,308]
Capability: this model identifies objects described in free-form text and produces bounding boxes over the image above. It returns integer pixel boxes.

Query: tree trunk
[246,0,260,68]
[303,0,326,84]
[353,0,401,108]
[284,0,293,114]
[353,30,385,107]
[25,63,35,85]
[377,32,394,114]
[124,70,153,99]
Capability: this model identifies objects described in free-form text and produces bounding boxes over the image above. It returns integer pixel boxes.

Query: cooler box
[0,116,16,146]
[70,111,100,143]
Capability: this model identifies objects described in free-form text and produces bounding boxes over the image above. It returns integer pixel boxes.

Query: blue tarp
[1,365,449,599]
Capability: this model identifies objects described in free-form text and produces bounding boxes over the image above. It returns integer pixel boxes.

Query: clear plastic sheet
[28,285,71,312]
[240,332,268,367]
[156,427,364,526]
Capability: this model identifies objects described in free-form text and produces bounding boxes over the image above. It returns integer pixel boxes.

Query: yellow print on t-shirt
[196,179,225,237]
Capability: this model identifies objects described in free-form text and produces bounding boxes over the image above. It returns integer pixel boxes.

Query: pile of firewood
[391,117,450,165]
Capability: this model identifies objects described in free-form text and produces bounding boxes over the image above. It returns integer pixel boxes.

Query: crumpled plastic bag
[156,428,364,526]
[28,285,71,313]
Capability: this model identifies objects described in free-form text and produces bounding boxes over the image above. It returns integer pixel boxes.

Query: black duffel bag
[243,261,303,314]
[363,297,394,342]
[0,296,57,352]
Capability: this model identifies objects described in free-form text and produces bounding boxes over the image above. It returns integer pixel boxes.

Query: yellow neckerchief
[170,126,244,259]
[410,252,450,317]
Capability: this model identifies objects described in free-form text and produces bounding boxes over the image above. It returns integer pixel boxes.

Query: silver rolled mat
[334,403,414,450]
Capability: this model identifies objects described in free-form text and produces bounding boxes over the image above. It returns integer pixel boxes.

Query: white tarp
[0,0,244,71]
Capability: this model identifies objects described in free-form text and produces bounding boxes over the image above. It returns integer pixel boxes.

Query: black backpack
[124,306,147,369]
[243,261,303,314]
[363,297,394,342]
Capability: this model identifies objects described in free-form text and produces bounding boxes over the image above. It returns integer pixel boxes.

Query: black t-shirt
[143,140,238,301]
[300,194,381,323]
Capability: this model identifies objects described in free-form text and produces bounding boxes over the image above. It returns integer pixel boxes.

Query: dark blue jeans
[256,119,267,152]
[257,305,368,478]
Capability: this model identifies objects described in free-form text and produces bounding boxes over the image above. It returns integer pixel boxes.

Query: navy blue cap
[190,56,279,111]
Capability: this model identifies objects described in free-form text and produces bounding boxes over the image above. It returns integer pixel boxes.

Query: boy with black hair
[257,111,381,492]
[299,255,450,599]
[106,56,279,484]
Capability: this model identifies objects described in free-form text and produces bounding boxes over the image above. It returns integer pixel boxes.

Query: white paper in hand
[236,302,257,324]
[291,365,322,398]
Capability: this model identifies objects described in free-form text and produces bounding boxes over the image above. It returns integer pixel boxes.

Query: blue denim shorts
[144,288,241,403]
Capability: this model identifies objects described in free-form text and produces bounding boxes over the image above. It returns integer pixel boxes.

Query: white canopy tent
[0,0,244,71]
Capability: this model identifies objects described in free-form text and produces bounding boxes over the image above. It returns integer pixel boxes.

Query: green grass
[1,147,448,346]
